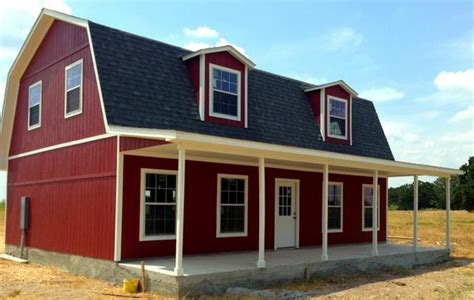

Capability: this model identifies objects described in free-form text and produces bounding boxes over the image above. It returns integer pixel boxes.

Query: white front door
[275,180,297,248]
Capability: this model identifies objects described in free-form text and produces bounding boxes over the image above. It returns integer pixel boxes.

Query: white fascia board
[182,45,256,69]
[305,80,358,97]
[108,125,177,141]
[173,131,462,177]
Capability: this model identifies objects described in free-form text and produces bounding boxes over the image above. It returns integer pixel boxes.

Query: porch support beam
[445,177,451,251]
[321,164,329,261]
[174,144,186,276]
[413,175,419,251]
[372,170,379,256]
[257,157,266,268]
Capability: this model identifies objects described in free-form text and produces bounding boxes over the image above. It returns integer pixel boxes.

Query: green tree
[453,157,474,211]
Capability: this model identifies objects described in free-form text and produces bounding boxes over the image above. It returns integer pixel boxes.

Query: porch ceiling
[120,141,459,178]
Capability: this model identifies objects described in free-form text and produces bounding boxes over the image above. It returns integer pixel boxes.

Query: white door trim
[274,178,300,250]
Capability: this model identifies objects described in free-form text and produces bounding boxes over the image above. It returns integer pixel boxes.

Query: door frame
[274,178,300,250]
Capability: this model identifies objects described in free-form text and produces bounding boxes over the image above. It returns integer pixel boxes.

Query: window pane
[146,174,156,188]
[67,64,82,90]
[328,207,341,230]
[213,91,238,116]
[329,117,346,136]
[328,184,341,206]
[364,187,373,207]
[221,205,244,233]
[364,207,373,229]
[145,204,176,236]
[66,88,80,113]
[29,85,41,107]
[29,105,40,126]
[330,99,346,118]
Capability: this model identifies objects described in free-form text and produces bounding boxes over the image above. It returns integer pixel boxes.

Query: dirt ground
[0,207,473,299]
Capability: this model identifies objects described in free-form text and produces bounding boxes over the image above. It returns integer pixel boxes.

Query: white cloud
[417,109,441,120]
[359,87,404,102]
[183,26,218,38]
[215,38,248,57]
[326,27,363,51]
[449,105,474,123]
[434,69,474,94]
[183,41,212,51]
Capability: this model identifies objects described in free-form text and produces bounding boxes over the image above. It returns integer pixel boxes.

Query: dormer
[183,46,255,128]
[305,80,358,145]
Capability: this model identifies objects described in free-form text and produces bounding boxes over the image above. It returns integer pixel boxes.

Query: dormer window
[209,64,241,121]
[328,96,347,139]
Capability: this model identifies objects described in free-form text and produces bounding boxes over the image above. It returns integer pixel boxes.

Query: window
[28,81,42,130]
[65,59,83,117]
[217,174,248,237]
[140,169,177,241]
[328,182,343,232]
[362,184,380,231]
[328,96,347,139]
[209,64,241,121]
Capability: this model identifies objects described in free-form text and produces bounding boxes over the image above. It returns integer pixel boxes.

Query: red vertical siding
[185,57,200,105]
[324,85,351,145]
[9,20,105,156]
[5,137,117,260]
[308,90,321,127]
[205,52,246,127]
[120,156,386,260]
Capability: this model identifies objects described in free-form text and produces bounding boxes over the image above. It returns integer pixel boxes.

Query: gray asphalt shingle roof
[88,21,394,161]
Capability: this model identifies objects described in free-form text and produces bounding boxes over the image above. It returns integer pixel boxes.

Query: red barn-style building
[0,9,461,296]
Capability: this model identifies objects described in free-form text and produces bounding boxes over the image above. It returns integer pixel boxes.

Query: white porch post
[445,177,451,251]
[372,170,379,256]
[257,157,266,268]
[413,175,419,251]
[321,164,329,261]
[174,144,186,276]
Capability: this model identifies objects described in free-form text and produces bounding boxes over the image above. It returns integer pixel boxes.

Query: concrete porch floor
[120,243,443,277]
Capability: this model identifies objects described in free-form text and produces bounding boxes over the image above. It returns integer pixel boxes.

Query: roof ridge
[88,20,193,54]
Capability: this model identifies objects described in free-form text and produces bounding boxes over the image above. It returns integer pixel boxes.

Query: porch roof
[114,127,462,178]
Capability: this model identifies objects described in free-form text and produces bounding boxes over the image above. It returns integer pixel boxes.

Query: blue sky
[0,0,473,200]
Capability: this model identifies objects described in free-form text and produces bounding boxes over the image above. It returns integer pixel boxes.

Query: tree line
[389,157,474,211]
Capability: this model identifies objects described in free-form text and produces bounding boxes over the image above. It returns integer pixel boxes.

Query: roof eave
[304,80,358,96]
[181,45,256,69]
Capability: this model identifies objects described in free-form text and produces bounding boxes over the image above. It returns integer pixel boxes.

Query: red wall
[6,137,117,259]
[9,20,105,156]
[324,85,351,145]
[205,52,246,127]
[120,137,168,152]
[121,155,386,260]
[185,57,200,105]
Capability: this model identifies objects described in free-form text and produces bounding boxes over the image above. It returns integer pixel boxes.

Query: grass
[388,210,474,259]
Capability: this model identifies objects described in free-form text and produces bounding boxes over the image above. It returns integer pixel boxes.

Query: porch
[120,243,447,277]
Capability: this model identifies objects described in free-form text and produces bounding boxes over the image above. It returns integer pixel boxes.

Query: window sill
[327,133,348,140]
[28,124,41,131]
[327,229,343,233]
[216,232,247,238]
[139,234,176,241]
[362,228,380,232]
[209,111,241,122]
[65,109,83,119]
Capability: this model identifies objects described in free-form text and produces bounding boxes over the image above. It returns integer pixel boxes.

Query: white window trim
[209,63,242,122]
[327,95,348,140]
[362,183,381,232]
[64,59,83,119]
[327,181,343,233]
[139,168,178,241]
[216,173,248,238]
[27,80,42,131]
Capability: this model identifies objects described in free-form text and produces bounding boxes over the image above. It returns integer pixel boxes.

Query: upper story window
[28,81,42,130]
[209,64,241,121]
[65,59,83,118]
[328,96,347,139]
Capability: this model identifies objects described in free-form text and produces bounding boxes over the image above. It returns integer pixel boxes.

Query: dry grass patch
[388,210,474,259]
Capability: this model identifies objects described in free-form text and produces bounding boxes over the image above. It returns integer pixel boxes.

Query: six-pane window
[65,60,82,116]
[28,81,41,129]
[328,183,343,231]
[328,97,347,138]
[211,66,240,118]
[363,185,380,230]
[144,172,177,237]
[218,175,247,235]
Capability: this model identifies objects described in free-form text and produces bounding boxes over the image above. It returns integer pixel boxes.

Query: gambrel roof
[88,22,394,160]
